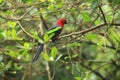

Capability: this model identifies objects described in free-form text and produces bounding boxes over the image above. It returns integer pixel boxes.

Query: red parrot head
[56,18,67,28]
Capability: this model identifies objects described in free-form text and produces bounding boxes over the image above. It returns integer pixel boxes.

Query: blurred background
[0,0,120,80]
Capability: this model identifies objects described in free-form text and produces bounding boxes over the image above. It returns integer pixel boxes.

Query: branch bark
[40,13,49,29]
[0,2,45,11]
[59,23,120,39]
[81,63,107,80]
[17,21,34,38]
[98,5,107,24]
[39,20,51,80]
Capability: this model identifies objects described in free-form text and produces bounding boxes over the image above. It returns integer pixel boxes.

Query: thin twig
[11,6,34,20]
[39,20,51,80]
[81,63,107,80]
[0,15,16,21]
[98,5,107,24]
[0,7,33,21]
[89,58,120,73]
[0,2,46,11]
[17,21,33,38]
[51,64,56,80]
[45,45,51,80]
[40,13,49,29]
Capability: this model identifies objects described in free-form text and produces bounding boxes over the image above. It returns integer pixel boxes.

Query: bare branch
[0,7,33,21]
[17,21,33,38]
[40,13,49,29]
[81,63,107,80]
[0,15,16,21]
[11,6,34,20]
[90,58,120,73]
[98,5,107,24]
[0,2,45,11]
[39,21,52,80]
[59,23,120,39]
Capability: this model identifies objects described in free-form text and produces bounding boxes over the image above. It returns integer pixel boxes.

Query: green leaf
[22,0,35,4]
[5,61,12,70]
[0,33,4,38]
[11,29,17,39]
[85,33,97,40]
[24,42,29,49]
[6,10,12,15]
[43,33,53,42]
[32,31,44,43]
[6,30,11,38]
[113,0,120,5]
[48,0,54,2]
[6,51,17,58]
[71,8,76,12]
[0,0,3,3]
[88,0,98,8]
[67,42,81,47]
[44,27,61,42]
[51,47,57,60]
[14,63,23,70]
[74,77,81,80]
[7,21,16,28]
[34,36,44,43]
[109,28,120,42]
[113,30,120,42]
[40,0,45,2]
[0,28,4,38]
[42,53,51,61]
[43,34,49,42]
[95,19,101,25]
[81,12,91,22]
[108,29,119,48]
[56,3,64,8]
[71,54,78,58]
[21,49,29,56]
[48,4,54,11]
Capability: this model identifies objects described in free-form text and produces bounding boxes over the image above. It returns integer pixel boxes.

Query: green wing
[43,27,62,43]
[46,27,62,35]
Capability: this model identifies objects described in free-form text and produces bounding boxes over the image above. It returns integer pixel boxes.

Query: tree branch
[17,21,34,38]
[40,13,49,29]
[81,63,107,80]
[0,15,16,21]
[90,58,120,73]
[98,5,107,24]
[11,6,34,21]
[59,23,120,39]
[0,6,33,21]
[38,20,51,80]
[0,2,45,11]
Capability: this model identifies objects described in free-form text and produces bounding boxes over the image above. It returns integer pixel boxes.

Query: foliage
[0,0,120,80]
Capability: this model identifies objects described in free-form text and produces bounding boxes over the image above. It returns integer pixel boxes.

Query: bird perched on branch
[32,18,67,62]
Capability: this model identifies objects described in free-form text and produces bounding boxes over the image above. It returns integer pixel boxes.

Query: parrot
[32,18,67,62]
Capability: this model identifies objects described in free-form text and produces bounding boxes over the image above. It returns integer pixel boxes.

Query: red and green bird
[32,18,67,62]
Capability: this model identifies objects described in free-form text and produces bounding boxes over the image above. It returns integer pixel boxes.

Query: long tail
[32,44,44,63]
